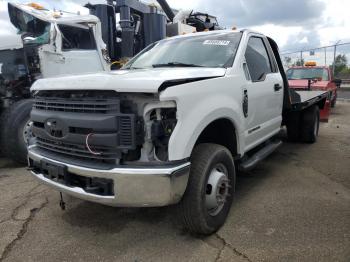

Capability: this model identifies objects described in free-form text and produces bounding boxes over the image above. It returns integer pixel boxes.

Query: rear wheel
[286,112,301,142]
[178,143,235,235]
[300,105,319,143]
[0,99,34,164]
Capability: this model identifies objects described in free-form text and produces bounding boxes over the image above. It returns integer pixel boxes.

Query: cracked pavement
[0,102,349,262]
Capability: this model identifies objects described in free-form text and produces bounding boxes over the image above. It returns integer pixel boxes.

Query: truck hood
[31,68,227,93]
[288,79,329,90]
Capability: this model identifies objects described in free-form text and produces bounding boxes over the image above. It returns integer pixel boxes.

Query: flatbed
[290,90,329,111]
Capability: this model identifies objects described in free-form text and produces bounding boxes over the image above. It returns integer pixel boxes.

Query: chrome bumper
[28,149,190,207]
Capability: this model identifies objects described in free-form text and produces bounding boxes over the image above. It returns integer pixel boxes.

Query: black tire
[331,93,337,108]
[286,111,301,142]
[178,143,236,235]
[300,105,319,143]
[0,99,34,164]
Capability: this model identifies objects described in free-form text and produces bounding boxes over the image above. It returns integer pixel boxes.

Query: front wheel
[178,143,236,235]
[0,99,34,164]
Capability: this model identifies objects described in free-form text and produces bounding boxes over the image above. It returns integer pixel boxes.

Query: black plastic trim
[158,76,221,92]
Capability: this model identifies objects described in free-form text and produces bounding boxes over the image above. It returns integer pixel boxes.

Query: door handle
[242,89,248,118]
[274,84,282,91]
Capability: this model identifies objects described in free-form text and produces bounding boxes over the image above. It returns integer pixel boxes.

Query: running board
[239,140,282,172]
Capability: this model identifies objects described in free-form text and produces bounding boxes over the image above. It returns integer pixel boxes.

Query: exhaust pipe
[156,0,174,22]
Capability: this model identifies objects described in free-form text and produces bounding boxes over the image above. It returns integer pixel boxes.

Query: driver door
[243,35,283,151]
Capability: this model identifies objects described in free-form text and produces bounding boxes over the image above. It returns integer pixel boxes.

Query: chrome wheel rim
[22,120,33,146]
[205,163,230,216]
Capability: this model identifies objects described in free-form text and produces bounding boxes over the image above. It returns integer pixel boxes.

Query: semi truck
[27,30,329,235]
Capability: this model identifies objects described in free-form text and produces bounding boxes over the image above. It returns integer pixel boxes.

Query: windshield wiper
[152,62,204,68]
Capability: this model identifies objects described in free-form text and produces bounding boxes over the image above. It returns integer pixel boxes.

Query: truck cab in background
[0,2,109,164]
[287,62,341,109]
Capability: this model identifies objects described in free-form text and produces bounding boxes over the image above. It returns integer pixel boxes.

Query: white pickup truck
[27,30,328,235]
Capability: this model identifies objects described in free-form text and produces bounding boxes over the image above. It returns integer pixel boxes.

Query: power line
[280,41,350,56]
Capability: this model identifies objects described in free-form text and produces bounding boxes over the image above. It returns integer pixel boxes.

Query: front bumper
[28,149,190,207]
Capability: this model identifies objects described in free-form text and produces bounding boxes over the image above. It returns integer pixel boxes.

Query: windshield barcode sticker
[203,40,230,46]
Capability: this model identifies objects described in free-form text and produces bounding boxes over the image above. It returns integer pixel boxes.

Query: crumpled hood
[31,67,227,93]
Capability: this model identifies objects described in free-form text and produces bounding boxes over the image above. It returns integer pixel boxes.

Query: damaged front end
[27,89,189,207]
[29,90,178,165]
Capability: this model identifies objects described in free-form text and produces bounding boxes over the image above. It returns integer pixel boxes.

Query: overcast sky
[1,0,349,55]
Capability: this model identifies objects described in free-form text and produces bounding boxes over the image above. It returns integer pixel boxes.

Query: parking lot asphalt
[0,103,349,262]
[338,88,350,100]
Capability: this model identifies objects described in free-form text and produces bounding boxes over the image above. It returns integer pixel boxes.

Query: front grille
[34,99,120,114]
[32,90,141,163]
[36,137,121,161]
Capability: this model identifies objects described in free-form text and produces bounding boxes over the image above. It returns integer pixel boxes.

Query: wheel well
[195,118,237,156]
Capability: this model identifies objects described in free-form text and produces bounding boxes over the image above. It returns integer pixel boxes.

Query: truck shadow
[60,152,285,237]
[61,200,172,234]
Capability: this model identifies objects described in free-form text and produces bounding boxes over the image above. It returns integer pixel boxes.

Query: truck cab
[7,2,110,77]
[287,62,340,108]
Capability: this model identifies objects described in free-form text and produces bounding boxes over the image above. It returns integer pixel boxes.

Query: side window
[58,25,96,50]
[245,37,272,81]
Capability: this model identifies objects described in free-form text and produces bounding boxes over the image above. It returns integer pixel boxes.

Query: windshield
[287,68,329,81]
[8,4,50,44]
[123,32,242,69]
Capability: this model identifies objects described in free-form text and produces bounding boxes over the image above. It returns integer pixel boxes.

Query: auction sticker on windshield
[203,40,230,46]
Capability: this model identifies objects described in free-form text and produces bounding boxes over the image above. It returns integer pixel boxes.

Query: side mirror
[333,78,342,88]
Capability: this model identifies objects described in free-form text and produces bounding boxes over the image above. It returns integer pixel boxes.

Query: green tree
[293,58,304,66]
[332,54,348,77]
[284,56,292,67]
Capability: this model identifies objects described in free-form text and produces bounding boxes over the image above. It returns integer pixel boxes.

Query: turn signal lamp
[27,3,45,10]
[52,12,61,18]
[305,61,317,66]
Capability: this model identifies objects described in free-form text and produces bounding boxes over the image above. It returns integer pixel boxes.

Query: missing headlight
[151,108,177,161]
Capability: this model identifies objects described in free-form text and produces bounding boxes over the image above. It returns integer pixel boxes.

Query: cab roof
[8,2,99,25]
[164,29,264,41]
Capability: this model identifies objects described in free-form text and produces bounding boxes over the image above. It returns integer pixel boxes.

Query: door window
[245,37,272,81]
[58,25,96,50]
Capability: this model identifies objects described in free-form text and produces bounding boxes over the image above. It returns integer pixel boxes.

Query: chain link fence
[280,42,350,85]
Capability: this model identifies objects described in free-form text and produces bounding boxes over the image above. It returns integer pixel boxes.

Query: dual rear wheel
[287,105,320,143]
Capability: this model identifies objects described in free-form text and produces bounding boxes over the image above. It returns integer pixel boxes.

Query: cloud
[191,0,326,28]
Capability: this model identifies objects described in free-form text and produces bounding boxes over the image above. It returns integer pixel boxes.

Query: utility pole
[324,47,327,66]
[333,40,341,76]
[300,51,303,66]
